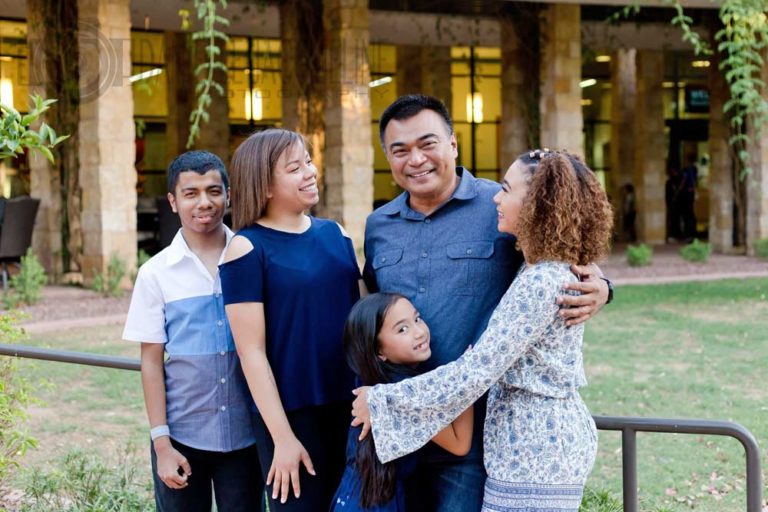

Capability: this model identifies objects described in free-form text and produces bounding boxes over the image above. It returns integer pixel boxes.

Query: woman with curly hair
[351,149,613,511]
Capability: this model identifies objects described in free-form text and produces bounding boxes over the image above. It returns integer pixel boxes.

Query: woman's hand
[350,386,372,440]
[154,438,192,489]
[267,435,315,503]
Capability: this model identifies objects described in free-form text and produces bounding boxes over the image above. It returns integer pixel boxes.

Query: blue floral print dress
[366,262,598,511]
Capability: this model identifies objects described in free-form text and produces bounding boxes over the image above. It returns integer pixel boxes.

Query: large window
[370,44,398,202]
[0,20,29,197]
[451,46,501,182]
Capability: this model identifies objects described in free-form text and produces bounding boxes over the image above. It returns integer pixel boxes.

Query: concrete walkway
[9,245,768,333]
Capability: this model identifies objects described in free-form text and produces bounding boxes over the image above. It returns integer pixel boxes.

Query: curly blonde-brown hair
[516,151,613,265]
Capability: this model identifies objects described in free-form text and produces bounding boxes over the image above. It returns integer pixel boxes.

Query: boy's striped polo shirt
[123,228,256,452]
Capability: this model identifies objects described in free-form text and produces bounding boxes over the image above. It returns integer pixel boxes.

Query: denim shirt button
[421,252,428,258]
[425,219,431,224]
[419,287,426,293]
[466,249,473,255]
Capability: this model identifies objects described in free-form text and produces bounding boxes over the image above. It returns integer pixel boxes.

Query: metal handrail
[594,415,763,512]
[0,343,763,511]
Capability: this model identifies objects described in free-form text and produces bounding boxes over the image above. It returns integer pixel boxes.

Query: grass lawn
[6,277,768,511]
[581,277,768,511]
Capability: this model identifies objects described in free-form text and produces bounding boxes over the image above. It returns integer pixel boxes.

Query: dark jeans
[405,457,486,512]
[252,401,349,512]
[150,439,264,512]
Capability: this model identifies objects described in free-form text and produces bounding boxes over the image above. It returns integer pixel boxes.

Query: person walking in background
[220,129,361,511]
[665,167,682,242]
[679,154,699,241]
[124,150,263,512]
[621,183,637,243]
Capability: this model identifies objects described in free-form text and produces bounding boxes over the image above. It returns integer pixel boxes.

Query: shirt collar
[165,225,234,267]
[380,167,478,218]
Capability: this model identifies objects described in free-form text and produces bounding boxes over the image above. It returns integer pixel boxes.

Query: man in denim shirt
[361,95,610,512]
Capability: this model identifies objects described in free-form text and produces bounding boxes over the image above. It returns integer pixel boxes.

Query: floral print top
[366,262,588,467]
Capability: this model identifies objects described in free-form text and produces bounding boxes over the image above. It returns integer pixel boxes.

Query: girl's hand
[154,439,192,489]
[351,386,372,440]
[267,435,315,503]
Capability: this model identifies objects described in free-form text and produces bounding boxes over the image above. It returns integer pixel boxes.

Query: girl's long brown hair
[228,128,305,230]
[343,293,417,509]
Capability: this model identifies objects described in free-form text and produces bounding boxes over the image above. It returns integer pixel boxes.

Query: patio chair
[0,196,41,289]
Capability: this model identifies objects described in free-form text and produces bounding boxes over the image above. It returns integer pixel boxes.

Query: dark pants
[252,402,349,512]
[404,457,486,512]
[680,194,697,239]
[150,439,264,512]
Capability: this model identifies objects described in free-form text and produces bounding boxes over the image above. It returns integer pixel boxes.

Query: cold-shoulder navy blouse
[220,217,360,412]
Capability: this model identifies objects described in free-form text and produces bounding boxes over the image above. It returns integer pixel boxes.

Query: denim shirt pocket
[446,241,495,296]
[371,247,405,292]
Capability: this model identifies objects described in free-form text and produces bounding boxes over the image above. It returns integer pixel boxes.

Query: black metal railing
[0,343,763,511]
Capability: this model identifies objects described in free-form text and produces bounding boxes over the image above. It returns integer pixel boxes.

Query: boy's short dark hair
[167,150,229,194]
[378,94,454,146]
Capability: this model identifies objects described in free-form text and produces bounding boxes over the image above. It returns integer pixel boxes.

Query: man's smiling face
[383,109,459,211]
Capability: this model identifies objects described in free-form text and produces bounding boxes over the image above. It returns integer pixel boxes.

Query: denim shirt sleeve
[366,264,562,464]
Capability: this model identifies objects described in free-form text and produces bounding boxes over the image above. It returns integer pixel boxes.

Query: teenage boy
[123,151,262,512]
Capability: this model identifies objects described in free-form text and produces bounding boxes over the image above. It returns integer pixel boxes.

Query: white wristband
[150,425,170,441]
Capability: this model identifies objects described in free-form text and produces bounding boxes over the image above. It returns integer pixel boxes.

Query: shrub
[755,238,768,259]
[92,254,127,298]
[579,487,622,512]
[626,243,653,267]
[680,239,711,263]
[2,248,47,309]
[20,449,153,511]
[131,249,152,283]
[0,311,37,488]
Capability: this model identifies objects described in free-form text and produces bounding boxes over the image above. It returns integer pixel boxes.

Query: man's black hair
[378,94,454,146]
[167,150,229,194]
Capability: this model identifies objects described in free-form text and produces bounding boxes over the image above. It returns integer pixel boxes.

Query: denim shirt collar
[380,167,478,219]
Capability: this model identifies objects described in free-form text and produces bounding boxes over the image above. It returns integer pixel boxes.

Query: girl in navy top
[220,129,361,511]
[332,293,473,511]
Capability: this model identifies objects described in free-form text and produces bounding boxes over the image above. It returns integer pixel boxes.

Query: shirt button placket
[417,217,432,296]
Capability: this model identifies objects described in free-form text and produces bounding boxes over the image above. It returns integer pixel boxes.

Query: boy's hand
[154,438,192,489]
[351,387,372,441]
[557,264,609,326]
[267,435,315,504]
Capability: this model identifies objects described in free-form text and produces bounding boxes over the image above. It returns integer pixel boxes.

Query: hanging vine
[613,0,768,178]
[186,0,230,148]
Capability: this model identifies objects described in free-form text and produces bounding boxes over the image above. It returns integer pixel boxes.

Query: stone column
[192,37,229,162]
[322,0,374,251]
[539,4,582,154]
[500,15,531,170]
[165,31,194,165]
[78,0,136,282]
[708,48,734,252]
[396,45,422,95]
[420,46,452,107]
[26,1,62,275]
[746,48,768,254]
[633,50,666,244]
[281,0,325,195]
[610,49,637,240]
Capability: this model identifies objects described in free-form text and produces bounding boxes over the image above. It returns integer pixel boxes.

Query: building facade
[0,0,766,282]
